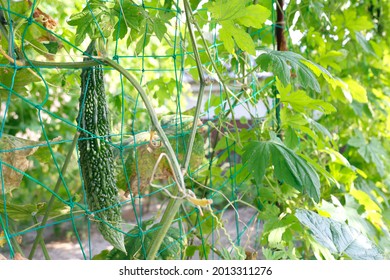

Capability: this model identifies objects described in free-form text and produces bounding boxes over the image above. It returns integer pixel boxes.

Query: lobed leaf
[256,50,336,93]
[243,136,321,202]
[296,209,383,260]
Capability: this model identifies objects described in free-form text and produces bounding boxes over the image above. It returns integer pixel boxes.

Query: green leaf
[348,131,386,176]
[67,0,115,45]
[189,0,202,10]
[296,209,383,260]
[205,0,246,22]
[113,2,145,40]
[284,127,299,150]
[235,5,270,28]
[153,18,167,42]
[277,80,336,114]
[0,199,70,221]
[270,140,321,202]
[206,1,260,55]
[231,24,256,55]
[242,141,270,185]
[219,21,256,55]
[307,118,333,141]
[256,50,332,93]
[353,31,376,55]
[344,10,374,32]
[347,130,366,148]
[243,137,321,202]
[0,67,42,96]
[219,22,236,54]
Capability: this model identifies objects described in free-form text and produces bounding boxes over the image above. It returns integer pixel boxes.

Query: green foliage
[296,209,383,260]
[205,0,270,56]
[243,132,320,202]
[67,0,116,46]
[256,49,333,93]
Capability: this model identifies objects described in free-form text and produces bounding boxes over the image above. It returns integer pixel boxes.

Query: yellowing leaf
[344,78,368,103]
[321,148,351,167]
[350,189,381,212]
[0,231,6,248]
[281,108,308,128]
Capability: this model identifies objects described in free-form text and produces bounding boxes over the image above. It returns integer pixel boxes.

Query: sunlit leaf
[344,78,368,103]
[236,5,270,28]
[277,80,336,114]
[205,0,246,22]
[296,209,383,260]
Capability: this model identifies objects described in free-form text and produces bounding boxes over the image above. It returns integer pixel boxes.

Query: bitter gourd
[77,41,126,253]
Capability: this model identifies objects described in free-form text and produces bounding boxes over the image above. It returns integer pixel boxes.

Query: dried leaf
[13,253,27,260]
[0,231,5,247]
[0,134,60,194]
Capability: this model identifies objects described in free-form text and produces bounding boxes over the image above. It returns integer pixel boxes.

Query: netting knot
[27,16,33,25]
[66,200,75,209]
[112,55,119,61]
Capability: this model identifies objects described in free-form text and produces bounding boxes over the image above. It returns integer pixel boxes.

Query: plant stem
[146,0,208,259]
[190,9,241,146]
[182,0,206,172]
[32,216,50,259]
[28,133,79,259]
[146,190,181,259]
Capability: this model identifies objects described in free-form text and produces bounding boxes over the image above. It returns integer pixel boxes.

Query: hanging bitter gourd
[77,41,126,253]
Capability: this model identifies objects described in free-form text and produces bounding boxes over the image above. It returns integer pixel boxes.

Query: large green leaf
[296,209,383,260]
[256,50,333,93]
[276,79,336,114]
[242,141,270,186]
[243,134,321,202]
[348,130,386,177]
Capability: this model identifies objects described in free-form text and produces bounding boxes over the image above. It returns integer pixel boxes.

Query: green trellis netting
[0,0,285,260]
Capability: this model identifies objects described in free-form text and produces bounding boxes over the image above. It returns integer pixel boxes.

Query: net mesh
[0,0,282,260]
